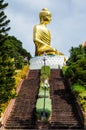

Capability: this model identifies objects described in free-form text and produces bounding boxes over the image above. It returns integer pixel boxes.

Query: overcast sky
[5,0,86,57]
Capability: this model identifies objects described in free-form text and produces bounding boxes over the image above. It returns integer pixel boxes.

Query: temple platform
[30,55,65,70]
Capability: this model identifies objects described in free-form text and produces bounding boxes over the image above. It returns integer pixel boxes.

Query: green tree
[66,45,86,65]
[65,45,86,87]
[0,0,15,113]
[0,0,10,43]
[3,36,32,68]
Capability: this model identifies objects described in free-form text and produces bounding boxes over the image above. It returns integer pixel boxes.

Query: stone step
[4,70,40,129]
[4,69,84,129]
[50,69,84,129]
[5,126,35,129]
[50,122,83,129]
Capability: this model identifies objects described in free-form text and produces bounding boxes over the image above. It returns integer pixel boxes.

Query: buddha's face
[39,8,52,24]
[43,13,52,24]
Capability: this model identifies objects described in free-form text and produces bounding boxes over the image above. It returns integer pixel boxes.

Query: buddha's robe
[33,24,60,56]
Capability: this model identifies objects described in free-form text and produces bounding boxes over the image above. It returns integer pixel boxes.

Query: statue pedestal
[30,55,65,70]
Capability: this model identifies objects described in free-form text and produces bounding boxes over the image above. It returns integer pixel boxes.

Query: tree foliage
[4,36,32,69]
[64,44,86,111]
[0,0,31,114]
[0,0,16,109]
[65,45,86,87]
[0,0,10,43]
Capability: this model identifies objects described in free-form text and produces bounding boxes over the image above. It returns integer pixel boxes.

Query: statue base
[30,55,65,70]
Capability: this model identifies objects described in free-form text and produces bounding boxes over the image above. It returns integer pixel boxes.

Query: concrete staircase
[49,69,84,129]
[4,70,40,129]
[4,69,84,129]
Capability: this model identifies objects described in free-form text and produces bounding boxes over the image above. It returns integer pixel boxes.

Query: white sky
[5,0,86,57]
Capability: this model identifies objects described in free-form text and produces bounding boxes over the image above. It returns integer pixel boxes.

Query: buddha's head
[39,8,52,24]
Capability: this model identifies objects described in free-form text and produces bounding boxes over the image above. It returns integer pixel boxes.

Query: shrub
[62,66,68,76]
[72,84,86,94]
[72,84,86,112]
[21,65,29,78]
[14,65,29,87]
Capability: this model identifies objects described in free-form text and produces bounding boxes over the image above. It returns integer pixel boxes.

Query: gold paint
[33,8,63,56]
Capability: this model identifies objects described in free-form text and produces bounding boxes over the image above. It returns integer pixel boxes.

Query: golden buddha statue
[33,8,63,56]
